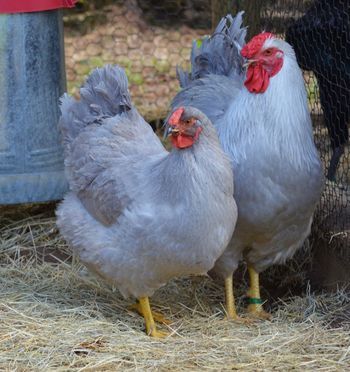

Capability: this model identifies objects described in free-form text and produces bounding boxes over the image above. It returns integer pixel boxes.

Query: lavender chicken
[56,65,237,337]
[172,13,324,320]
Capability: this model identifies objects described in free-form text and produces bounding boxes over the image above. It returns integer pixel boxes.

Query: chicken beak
[166,126,179,137]
[243,59,257,68]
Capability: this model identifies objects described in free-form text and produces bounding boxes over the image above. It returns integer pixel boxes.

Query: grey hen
[172,13,324,320]
[56,65,237,336]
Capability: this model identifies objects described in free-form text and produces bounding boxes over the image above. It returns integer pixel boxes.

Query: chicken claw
[247,306,272,320]
[224,313,255,325]
[246,266,272,320]
[135,297,170,338]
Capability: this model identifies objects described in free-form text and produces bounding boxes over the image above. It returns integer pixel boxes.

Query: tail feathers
[177,12,247,88]
[59,65,132,146]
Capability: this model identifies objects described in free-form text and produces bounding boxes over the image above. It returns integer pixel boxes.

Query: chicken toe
[137,297,170,337]
[247,306,272,320]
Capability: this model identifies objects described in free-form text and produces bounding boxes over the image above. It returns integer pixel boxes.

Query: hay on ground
[0,208,349,371]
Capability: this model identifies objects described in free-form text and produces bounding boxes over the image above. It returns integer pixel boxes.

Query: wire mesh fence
[269,0,350,255]
[63,0,349,262]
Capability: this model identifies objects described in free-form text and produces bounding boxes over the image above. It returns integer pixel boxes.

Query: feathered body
[172,13,324,278]
[56,65,237,299]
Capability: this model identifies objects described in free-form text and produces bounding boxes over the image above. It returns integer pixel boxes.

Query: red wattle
[171,134,195,149]
[244,64,270,94]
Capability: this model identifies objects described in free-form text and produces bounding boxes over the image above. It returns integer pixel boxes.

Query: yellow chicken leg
[137,297,169,337]
[129,300,171,325]
[247,266,271,320]
[224,276,251,324]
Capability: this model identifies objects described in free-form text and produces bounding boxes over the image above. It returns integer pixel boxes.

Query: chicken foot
[246,266,271,320]
[133,297,169,337]
[224,276,251,324]
[129,300,172,325]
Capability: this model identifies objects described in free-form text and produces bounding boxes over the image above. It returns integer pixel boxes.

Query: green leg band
[248,297,263,305]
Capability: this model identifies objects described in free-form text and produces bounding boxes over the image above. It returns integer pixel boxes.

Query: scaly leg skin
[129,300,171,325]
[246,266,271,320]
[137,297,169,337]
[224,276,252,324]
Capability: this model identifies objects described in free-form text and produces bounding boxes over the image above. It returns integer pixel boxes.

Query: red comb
[241,32,275,58]
[169,107,184,125]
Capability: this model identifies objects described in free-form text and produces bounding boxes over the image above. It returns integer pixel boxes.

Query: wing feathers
[59,65,165,226]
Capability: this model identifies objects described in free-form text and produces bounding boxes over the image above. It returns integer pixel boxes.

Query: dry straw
[0,205,349,371]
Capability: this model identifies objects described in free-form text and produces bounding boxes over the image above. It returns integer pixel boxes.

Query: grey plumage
[56,65,237,299]
[177,12,246,86]
[173,12,245,129]
[172,14,324,279]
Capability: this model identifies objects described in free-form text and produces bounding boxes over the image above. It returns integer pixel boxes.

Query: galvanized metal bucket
[0,10,68,204]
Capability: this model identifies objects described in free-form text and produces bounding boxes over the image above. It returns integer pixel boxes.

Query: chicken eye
[263,49,273,56]
[185,119,192,125]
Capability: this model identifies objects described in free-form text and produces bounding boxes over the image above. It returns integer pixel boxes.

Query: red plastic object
[0,0,77,13]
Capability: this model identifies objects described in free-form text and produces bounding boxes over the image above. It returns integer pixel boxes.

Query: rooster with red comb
[172,12,324,320]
